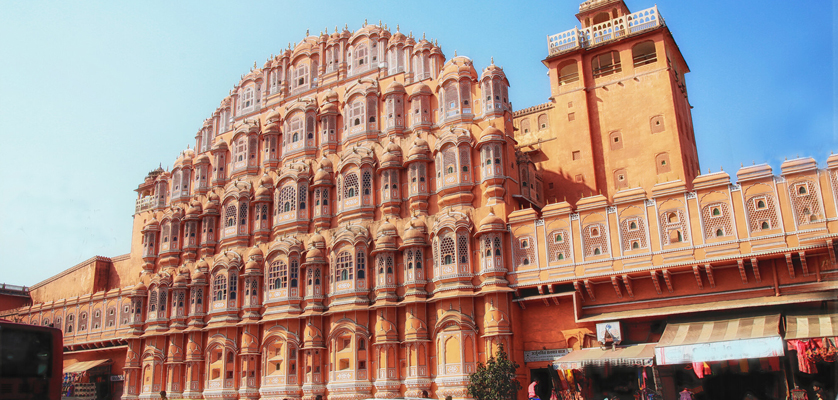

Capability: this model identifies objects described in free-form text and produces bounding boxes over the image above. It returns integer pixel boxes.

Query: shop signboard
[524,348,571,363]
[596,321,622,345]
[110,375,124,382]
[655,336,784,365]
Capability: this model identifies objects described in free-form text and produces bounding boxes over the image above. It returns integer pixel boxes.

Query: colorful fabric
[692,362,704,378]
[528,381,538,398]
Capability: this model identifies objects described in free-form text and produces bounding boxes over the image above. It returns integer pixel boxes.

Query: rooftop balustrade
[547,6,663,56]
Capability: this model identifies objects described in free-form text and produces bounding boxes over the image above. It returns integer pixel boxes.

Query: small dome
[214,252,230,266]
[404,225,423,240]
[391,30,406,42]
[306,245,323,259]
[319,102,338,114]
[379,219,396,234]
[405,311,427,337]
[211,138,228,151]
[411,82,432,97]
[385,80,406,94]
[186,199,202,215]
[196,258,209,270]
[309,232,325,247]
[479,211,504,228]
[375,315,397,336]
[191,269,206,281]
[143,217,160,231]
[195,153,210,164]
[207,191,220,202]
[386,140,401,153]
[481,125,503,138]
[265,108,282,123]
[314,168,331,183]
[407,138,430,158]
[323,89,339,103]
[319,156,333,170]
[246,246,264,259]
[304,321,324,342]
[256,185,271,198]
[174,274,188,284]
[381,150,400,164]
[485,302,510,328]
[259,173,274,187]
[245,259,259,271]
[133,280,147,292]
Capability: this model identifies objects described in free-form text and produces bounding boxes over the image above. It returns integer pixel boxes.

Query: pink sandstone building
[3,1,837,399]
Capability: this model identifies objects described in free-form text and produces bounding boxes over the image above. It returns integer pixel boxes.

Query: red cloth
[790,339,819,374]
[692,362,705,378]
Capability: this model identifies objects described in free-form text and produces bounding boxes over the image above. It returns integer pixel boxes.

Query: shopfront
[654,315,787,400]
[62,359,113,400]
[785,313,838,400]
[553,343,659,399]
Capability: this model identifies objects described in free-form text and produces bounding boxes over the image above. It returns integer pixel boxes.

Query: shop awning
[655,315,783,365]
[63,359,111,374]
[786,313,838,340]
[553,343,656,370]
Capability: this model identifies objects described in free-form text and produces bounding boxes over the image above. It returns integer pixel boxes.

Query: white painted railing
[547,6,662,56]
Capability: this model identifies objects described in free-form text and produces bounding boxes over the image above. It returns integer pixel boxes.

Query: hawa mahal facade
[3,1,837,399]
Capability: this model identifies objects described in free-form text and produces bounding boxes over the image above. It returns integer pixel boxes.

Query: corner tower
[515,0,699,204]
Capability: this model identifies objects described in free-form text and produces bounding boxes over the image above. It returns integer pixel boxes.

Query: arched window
[290,259,299,288]
[558,61,579,85]
[668,212,678,223]
[269,261,287,289]
[149,289,158,312]
[336,251,353,282]
[229,273,238,301]
[158,289,167,311]
[214,275,227,301]
[362,171,372,196]
[356,250,366,279]
[537,114,548,130]
[592,51,621,78]
[279,185,296,214]
[715,229,724,237]
[289,116,303,143]
[632,41,657,67]
[441,236,455,265]
[350,100,364,127]
[761,221,770,230]
[225,205,236,228]
[344,173,359,198]
[354,44,369,71]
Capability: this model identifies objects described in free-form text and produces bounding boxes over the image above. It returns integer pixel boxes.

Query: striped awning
[63,359,111,374]
[655,315,783,365]
[786,314,838,340]
[553,343,656,370]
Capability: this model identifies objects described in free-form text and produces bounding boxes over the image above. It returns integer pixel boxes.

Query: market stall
[654,315,786,400]
[553,343,659,399]
[785,313,838,400]
[62,359,112,400]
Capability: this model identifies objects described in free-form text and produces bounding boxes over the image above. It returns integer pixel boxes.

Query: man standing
[528,378,540,400]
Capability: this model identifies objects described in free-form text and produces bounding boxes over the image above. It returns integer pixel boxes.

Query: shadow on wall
[537,166,596,206]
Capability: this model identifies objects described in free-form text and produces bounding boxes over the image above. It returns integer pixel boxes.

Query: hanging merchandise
[691,362,704,379]
[790,339,820,374]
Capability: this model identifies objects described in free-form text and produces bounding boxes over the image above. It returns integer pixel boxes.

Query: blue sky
[0,0,834,287]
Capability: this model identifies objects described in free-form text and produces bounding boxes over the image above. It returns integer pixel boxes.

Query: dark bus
[0,319,63,400]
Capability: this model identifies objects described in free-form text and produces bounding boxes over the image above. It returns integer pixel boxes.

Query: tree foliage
[467,343,522,400]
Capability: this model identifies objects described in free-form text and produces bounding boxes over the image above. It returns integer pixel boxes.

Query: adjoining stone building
[5,1,837,400]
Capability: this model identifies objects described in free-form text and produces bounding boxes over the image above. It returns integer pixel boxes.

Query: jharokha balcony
[547,5,663,56]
